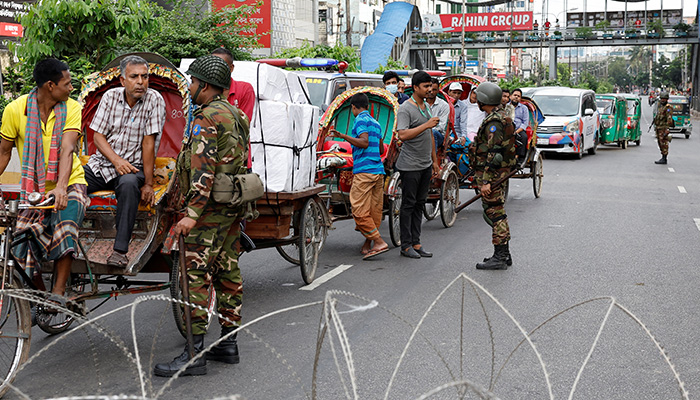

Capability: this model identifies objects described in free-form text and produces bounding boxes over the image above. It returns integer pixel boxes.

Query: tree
[120,0,262,65]
[370,57,410,74]
[11,0,157,92]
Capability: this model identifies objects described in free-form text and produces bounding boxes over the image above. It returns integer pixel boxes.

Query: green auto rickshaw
[620,93,642,145]
[596,94,629,148]
[668,95,693,139]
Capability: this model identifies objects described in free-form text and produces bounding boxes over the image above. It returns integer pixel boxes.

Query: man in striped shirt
[84,55,166,267]
[331,93,389,259]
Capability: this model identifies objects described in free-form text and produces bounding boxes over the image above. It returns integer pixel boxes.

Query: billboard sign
[0,0,33,38]
[423,12,533,33]
[566,9,682,28]
[213,0,271,48]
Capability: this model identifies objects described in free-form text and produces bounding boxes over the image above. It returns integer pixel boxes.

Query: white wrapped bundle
[289,104,320,190]
[232,62,310,104]
[251,143,293,192]
[250,100,293,146]
[282,70,312,104]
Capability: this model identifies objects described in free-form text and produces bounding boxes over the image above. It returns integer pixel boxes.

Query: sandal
[363,246,390,260]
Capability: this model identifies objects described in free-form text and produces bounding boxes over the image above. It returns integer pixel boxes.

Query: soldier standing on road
[155,55,250,377]
[471,82,516,270]
[653,92,674,165]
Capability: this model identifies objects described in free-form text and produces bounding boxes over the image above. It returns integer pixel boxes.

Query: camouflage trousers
[481,181,510,246]
[656,128,670,156]
[184,206,242,335]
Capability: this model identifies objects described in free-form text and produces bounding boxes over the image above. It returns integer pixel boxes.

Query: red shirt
[227,77,255,120]
[226,77,256,168]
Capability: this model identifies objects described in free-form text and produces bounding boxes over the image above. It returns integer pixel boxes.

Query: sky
[529,0,697,20]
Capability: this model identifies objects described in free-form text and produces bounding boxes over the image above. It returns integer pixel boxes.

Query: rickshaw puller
[154,55,249,377]
[83,55,166,267]
[0,58,88,299]
[471,82,517,270]
[653,92,674,165]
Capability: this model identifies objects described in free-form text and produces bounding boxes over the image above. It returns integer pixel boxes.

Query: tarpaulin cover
[360,1,415,73]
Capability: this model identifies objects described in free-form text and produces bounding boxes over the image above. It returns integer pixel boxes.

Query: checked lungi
[11,184,89,275]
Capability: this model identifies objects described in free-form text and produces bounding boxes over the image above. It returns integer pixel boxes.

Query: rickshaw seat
[79,156,175,212]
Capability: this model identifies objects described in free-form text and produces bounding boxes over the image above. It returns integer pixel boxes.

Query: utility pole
[345,0,351,46]
[461,0,466,73]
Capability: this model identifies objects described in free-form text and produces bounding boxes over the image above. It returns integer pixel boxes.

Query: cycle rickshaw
[315,86,404,246]
[0,52,201,396]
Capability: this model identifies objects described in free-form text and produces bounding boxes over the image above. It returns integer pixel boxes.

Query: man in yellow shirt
[0,58,88,302]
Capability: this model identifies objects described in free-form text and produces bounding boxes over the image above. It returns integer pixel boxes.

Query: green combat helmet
[187,55,231,91]
[659,92,669,99]
[475,82,503,106]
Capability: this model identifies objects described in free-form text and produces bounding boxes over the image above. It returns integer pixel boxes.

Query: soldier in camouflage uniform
[155,55,249,377]
[653,92,674,165]
[470,82,516,270]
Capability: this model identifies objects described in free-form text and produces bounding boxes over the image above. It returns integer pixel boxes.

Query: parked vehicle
[620,93,642,145]
[596,94,629,148]
[668,95,693,139]
[530,87,600,159]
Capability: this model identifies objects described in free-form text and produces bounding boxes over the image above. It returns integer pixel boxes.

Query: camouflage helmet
[475,82,502,106]
[659,91,669,99]
[187,55,231,90]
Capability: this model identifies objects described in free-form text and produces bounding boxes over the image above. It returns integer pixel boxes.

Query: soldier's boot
[482,245,513,266]
[206,325,240,364]
[154,335,207,377]
[655,155,668,164]
[476,244,510,270]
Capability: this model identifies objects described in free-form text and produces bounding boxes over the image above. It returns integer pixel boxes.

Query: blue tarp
[360,1,415,73]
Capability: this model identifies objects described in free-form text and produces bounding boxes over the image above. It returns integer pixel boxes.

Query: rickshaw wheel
[533,152,544,198]
[423,202,439,221]
[299,199,325,285]
[169,253,216,338]
[36,274,86,335]
[439,171,459,228]
[0,275,31,398]
[388,176,402,248]
[276,244,300,266]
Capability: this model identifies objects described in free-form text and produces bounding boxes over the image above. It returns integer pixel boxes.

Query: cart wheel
[299,199,326,284]
[276,243,300,266]
[439,171,459,228]
[423,202,439,221]
[0,275,31,398]
[388,176,402,248]
[532,152,544,198]
[36,274,86,335]
[170,252,216,338]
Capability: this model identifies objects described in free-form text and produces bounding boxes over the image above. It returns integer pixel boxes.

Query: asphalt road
[8,99,700,399]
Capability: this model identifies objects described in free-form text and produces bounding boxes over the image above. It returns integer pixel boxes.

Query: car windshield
[626,100,637,116]
[531,94,580,116]
[596,99,614,115]
[304,77,329,108]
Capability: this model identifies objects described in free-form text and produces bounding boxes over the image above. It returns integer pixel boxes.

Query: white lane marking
[695,219,700,232]
[678,186,687,194]
[299,264,354,291]
[668,168,675,173]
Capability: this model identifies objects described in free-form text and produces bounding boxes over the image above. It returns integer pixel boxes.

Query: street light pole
[461,0,466,73]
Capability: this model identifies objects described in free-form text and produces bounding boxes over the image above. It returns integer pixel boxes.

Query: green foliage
[575,71,599,91]
[119,0,261,65]
[273,43,361,72]
[12,0,157,94]
[575,26,594,39]
[597,79,614,94]
[370,57,409,74]
[0,96,12,119]
[595,20,611,31]
[497,76,535,92]
[673,22,691,32]
[649,20,665,36]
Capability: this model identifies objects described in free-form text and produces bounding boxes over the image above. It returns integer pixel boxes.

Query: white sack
[251,143,293,192]
[282,70,312,104]
[288,104,320,191]
[232,61,290,102]
[250,100,293,146]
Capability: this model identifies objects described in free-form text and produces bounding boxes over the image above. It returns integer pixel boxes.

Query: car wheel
[621,139,628,149]
[685,134,690,139]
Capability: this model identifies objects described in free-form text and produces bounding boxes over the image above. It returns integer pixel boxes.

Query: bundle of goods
[232,62,319,192]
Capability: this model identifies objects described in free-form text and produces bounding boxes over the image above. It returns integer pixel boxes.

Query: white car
[530,87,601,159]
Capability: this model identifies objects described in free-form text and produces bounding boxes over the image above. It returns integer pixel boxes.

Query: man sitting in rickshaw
[446,82,469,145]
[83,55,166,267]
[0,59,88,299]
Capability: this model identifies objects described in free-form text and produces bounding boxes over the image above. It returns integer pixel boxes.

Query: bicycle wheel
[0,275,31,398]
[36,274,86,335]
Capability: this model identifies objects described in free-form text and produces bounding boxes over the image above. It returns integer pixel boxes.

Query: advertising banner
[213,0,271,48]
[566,9,682,28]
[423,11,533,33]
[0,0,33,38]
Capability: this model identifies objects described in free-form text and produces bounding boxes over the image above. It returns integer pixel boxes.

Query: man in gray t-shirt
[395,71,440,259]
